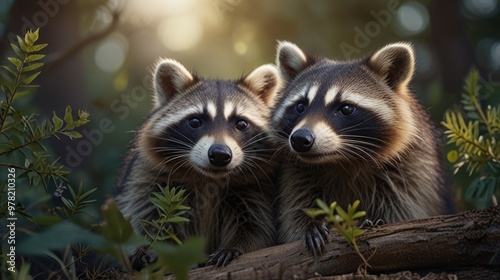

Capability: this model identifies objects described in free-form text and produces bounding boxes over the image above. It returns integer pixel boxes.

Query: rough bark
[169,206,500,279]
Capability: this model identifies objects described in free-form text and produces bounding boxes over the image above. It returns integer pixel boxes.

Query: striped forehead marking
[151,105,202,134]
[224,101,235,120]
[206,101,217,120]
[324,86,340,105]
[306,85,319,103]
[343,91,394,122]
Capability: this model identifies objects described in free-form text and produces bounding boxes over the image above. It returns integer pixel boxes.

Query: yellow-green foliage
[306,199,368,266]
[0,29,89,189]
[441,69,500,208]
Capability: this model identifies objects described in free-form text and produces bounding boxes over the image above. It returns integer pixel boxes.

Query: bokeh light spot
[94,33,128,73]
[396,2,429,35]
[158,16,203,51]
[463,0,498,17]
[490,41,500,69]
[234,41,248,55]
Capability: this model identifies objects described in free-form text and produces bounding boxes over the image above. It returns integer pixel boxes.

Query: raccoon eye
[235,119,249,131]
[295,102,306,114]
[340,104,355,115]
[188,117,202,128]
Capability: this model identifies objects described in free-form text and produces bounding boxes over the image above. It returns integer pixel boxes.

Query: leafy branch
[0,29,90,191]
[140,186,191,247]
[306,199,369,271]
[441,69,500,208]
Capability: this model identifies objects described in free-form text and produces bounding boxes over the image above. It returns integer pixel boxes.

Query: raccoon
[272,42,455,255]
[114,58,281,267]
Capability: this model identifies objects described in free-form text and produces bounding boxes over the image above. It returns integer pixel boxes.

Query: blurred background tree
[1,0,499,215]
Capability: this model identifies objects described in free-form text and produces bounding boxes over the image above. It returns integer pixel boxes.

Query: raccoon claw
[360,219,384,229]
[305,222,329,256]
[130,248,157,270]
[207,248,242,267]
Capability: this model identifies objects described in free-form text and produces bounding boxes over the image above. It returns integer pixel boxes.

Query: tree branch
[43,9,121,74]
[171,206,500,279]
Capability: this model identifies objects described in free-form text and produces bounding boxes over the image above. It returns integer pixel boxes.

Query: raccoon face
[272,42,418,165]
[139,59,280,179]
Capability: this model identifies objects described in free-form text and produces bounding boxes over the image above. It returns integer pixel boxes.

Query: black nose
[208,144,232,167]
[290,129,315,152]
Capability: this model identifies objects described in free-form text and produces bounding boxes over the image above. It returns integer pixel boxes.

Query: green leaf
[351,211,367,220]
[17,35,28,52]
[335,205,349,221]
[60,131,82,139]
[32,215,64,227]
[305,209,326,218]
[30,43,48,52]
[52,113,63,131]
[25,28,40,48]
[21,71,41,84]
[22,63,44,72]
[12,89,34,101]
[25,54,45,62]
[466,177,496,204]
[61,196,74,209]
[166,216,190,223]
[7,57,22,68]
[18,221,107,256]
[10,43,23,58]
[315,198,330,212]
[63,106,74,127]
[152,237,206,280]
[100,200,135,244]
[1,65,17,77]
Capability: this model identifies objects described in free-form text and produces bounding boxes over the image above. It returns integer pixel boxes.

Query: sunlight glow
[125,0,199,19]
[157,16,203,51]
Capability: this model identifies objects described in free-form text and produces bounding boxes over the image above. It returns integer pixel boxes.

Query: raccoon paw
[360,218,384,229]
[305,221,329,256]
[130,248,157,271]
[206,248,242,267]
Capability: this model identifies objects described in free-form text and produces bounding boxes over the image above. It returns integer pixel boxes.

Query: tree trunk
[171,206,500,279]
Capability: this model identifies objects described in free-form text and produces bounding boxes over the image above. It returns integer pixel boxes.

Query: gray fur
[272,42,455,250]
[114,59,280,267]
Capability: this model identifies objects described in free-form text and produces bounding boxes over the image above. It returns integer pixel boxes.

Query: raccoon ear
[153,59,195,107]
[365,42,415,92]
[241,64,281,106]
[276,41,308,82]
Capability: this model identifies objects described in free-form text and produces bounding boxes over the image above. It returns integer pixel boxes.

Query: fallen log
[169,206,500,279]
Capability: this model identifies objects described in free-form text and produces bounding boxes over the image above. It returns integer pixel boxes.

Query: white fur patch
[272,86,308,125]
[190,136,214,168]
[150,104,203,135]
[324,86,340,105]
[224,101,235,120]
[189,135,243,171]
[222,135,243,168]
[288,120,342,163]
[342,91,394,124]
[311,121,341,154]
[307,85,319,103]
[206,102,217,120]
